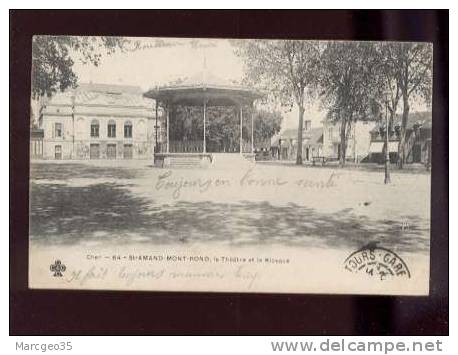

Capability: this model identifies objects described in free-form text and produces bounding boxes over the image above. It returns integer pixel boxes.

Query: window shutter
[52,123,55,138]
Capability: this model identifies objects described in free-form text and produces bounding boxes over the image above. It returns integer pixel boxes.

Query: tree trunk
[339,119,347,167]
[398,93,410,169]
[296,106,305,165]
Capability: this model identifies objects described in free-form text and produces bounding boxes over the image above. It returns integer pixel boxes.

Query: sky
[71,37,324,131]
[69,37,428,132]
[73,38,243,90]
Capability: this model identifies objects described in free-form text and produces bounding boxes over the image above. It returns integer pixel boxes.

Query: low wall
[154,153,213,168]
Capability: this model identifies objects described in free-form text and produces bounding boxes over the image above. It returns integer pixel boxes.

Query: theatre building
[38,83,160,160]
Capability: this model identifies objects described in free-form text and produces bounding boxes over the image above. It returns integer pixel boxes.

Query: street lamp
[384,93,391,184]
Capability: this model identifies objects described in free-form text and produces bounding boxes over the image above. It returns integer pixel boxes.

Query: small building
[37,83,161,160]
[322,120,376,163]
[270,121,324,161]
[368,111,432,166]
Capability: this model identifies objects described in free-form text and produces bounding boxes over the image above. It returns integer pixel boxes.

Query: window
[328,127,333,140]
[107,120,116,138]
[123,144,133,159]
[107,144,116,159]
[90,119,99,138]
[304,120,311,131]
[124,121,133,138]
[90,144,100,159]
[55,145,62,160]
[54,123,62,138]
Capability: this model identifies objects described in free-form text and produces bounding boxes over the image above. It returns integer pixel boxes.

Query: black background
[10,10,448,335]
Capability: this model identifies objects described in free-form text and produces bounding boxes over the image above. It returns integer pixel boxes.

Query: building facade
[270,120,324,161]
[38,83,162,160]
[322,120,376,162]
[368,111,432,166]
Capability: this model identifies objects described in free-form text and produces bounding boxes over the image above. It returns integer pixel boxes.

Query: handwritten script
[155,168,341,198]
[66,264,260,289]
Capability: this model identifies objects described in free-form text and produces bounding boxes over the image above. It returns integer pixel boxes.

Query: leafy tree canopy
[319,42,381,123]
[233,39,320,164]
[318,42,382,165]
[375,42,432,168]
[31,35,130,99]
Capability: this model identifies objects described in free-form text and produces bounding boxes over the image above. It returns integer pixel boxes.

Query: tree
[370,43,405,183]
[319,42,380,166]
[234,40,320,165]
[382,43,432,168]
[31,35,129,99]
[373,43,402,125]
[252,109,283,149]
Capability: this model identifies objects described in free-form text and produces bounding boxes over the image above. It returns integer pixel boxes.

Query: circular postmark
[343,243,411,280]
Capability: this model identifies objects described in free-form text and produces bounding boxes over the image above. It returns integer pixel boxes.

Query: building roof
[40,83,154,119]
[43,83,152,108]
[280,128,299,139]
[144,70,262,106]
[371,111,432,132]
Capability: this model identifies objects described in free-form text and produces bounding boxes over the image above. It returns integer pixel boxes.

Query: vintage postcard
[29,36,432,295]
